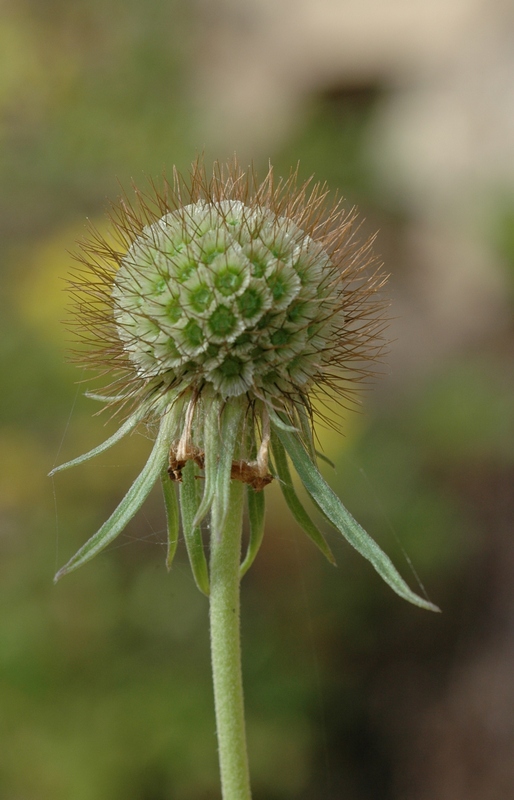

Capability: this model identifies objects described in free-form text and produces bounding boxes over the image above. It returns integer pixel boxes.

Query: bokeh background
[2,1,514,798]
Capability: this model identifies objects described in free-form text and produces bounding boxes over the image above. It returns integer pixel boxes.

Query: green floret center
[267,274,288,302]
[219,356,244,378]
[287,301,306,324]
[189,285,213,312]
[208,305,238,337]
[166,298,182,323]
[184,319,204,347]
[237,288,262,319]
[177,261,196,282]
[202,244,225,264]
[215,267,244,296]
[270,328,291,346]
[249,256,267,278]
[206,343,220,358]
[153,276,168,294]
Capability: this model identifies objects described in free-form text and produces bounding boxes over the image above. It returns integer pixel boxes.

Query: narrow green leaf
[193,396,223,528]
[84,391,132,403]
[297,402,317,462]
[211,400,244,538]
[54,408,176,582]
[267,406,298,432]
[49,408,145,476]
[271,430,336,565]
[161,467,179,571]
[240,485,266,578]
[180,459,210,596]
[273,424,440,612]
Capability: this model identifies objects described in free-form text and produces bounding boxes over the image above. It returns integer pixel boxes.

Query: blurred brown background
[1,1,514,798]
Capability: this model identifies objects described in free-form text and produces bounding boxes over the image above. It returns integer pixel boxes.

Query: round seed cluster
[113,200,340,398]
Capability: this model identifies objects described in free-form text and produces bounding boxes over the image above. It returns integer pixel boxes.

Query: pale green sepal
[273,424,440,612]
[211,400,245,538]
[161,468,179,571]
[193,396,223,529]
[295,402,334,467]
[296,402,317,461]
[267,406,298,432]
[180,459,210,596]
[49,406,148,477]
[271,429,336,566]
[84,391,132,403]
[240,485,266,578]
[54,408,177,582]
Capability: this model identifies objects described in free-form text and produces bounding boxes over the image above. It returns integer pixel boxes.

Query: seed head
[71,157,387,420]
[113,199,336,400]
[53,158,438,613]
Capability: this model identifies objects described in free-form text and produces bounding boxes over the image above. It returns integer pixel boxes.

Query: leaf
[84,391,132,403]
[180,459,210,596]
[273,423,440,612]
[267,406,299,432]
[240,485,266,578]
[296,401,317,461]
[211,400,244,538]
[49,408,146,476]
[271,429,336,565]
[193,396,223,528]
[161,468,179,571]
[54,408,177,582]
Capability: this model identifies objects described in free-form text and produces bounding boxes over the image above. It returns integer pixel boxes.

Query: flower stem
[209,479,252,800]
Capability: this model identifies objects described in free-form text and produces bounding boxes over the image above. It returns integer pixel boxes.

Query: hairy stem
[209,479,252,800]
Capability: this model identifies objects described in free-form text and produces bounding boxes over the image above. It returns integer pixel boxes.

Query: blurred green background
[2,1,514,798]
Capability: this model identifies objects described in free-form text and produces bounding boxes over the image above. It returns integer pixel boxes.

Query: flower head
[73,158,386,417]
[51,158,437,612]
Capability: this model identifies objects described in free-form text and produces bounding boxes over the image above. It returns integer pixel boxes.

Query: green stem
[209,479,252,800]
